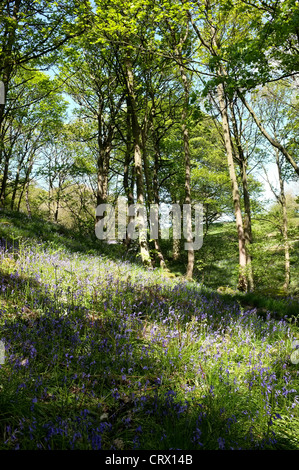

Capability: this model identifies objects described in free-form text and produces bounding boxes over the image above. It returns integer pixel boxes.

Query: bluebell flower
[218,437,225,449]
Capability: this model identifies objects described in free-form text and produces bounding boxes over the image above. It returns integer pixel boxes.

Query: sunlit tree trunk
[229,102,254,291]
[240,158,254,290]
[276,149,290,291]
[217,82,247,291]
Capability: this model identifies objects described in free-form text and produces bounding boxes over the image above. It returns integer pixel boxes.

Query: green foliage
[190,118,234,227]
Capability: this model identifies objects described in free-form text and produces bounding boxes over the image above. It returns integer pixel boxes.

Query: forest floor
[0,210,298,450]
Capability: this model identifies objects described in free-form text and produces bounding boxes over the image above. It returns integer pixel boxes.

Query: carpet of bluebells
[0,234,298,450]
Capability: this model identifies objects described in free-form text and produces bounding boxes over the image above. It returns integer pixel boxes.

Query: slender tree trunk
[276,149,290,291]
[96,145,111,227]
[240,158,254,290]
[282,198,290,292]
[229,102,254,290]
[25,180,31,218]
[182,107,194,279]
[123,98,134,249]
[172,236,181,262]
[133,134,151,266]
[10,159,23,210]
[142,126,151,213]
[188,2,248,290]
[143,131,166,268]
[17,153,34,213]
[176,40,194,279]
[143,119,166,269]
[54,185,62,223]
[25,155,34,218]
[125,55,151,266]
[17,185,25,212]
[211,18,247,290]
[217,83,247,291]
[54,200,59,223]
[123,105,132,204]
[167,19,194,276]
[146,91,166,269]
[0,152,11,206]
[141,114,152,229]
[10,146,29,210]
[103,147,110,203]
[95,99,113,230]
[48,179,53,220]
[152,143,166,269]
[0,1,20,209]
[96,147,110,208]
[123,102,134,248]
[282,196,290,291]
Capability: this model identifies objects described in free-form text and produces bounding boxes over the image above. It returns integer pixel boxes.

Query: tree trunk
[25,155,34,218]
[96,147,110,209]
[152,143,166,269]
[48,179,53,220]
[217,83,247,291]
[276,149,290,291]
[177,40,194,279]
[142,123,151,215]
[10,159,23,210]
[54,200,59,223]
[182,112,194,279]
[25,180,31,218]
[96,105,111,223]
[142,116,166,268]
[282,196,290,291]
[146,91,166,269]
[240,157,254,291]
[0,1,20,208]
[188,2,249,290]
[123,102,134,248]
[17,153,34,213]
[229,102,254,291]
[125,55,151,266]
[54,185,61,223]
[0,151,11,206]
[172,237,181,262]
[133,138,151,266]
[17,186,25,212]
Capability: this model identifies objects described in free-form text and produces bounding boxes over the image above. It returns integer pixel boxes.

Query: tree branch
[237,90,299,176]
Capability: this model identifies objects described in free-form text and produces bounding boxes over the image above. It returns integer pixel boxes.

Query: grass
[193,219,299,295]
[0,210,298,450]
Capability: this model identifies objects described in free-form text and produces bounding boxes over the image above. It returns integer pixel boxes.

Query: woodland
[0,0,298,451]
